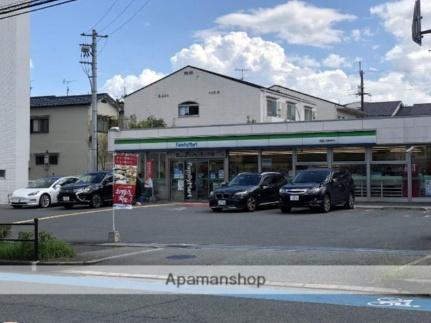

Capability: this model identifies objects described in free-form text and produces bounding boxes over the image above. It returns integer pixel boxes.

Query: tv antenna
[235,68,250,81]
[62,79,76,96]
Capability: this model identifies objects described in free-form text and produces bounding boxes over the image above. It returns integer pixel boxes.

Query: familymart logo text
[165,273,266,288]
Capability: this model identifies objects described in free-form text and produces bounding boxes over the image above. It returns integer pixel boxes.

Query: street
[0,203,431,321]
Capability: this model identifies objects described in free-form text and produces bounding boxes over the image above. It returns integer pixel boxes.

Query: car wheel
[245,196,257,212]
[63,204,73,209]
[320,194,331,213]
[90,194,103,208]
[39,194,51,208]
[12,205,22,209]
[211,208,223,213]
[281,206,291,213]
[344,192,355,209]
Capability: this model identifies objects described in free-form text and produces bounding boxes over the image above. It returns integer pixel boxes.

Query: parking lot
[1,203,431,252]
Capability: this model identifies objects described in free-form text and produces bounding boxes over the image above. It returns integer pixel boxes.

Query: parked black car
[279,168,354,213]
[209,172,287,212]
[57,171,113,208]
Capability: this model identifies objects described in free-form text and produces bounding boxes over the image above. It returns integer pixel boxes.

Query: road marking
[0,272,431,311]
[13,203,177,224]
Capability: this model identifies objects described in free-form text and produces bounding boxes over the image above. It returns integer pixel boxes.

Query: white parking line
[14,203,177,224]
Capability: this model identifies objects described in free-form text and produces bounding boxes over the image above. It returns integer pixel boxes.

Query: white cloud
[351,28,373,42]
[371,0,431,102]
[103,69,164,98]
[215,1,356,47]
[322,54,351,68]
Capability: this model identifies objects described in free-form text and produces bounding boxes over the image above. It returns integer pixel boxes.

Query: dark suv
[209,172,287,212]
[57,171,113,208]
[279,168,354,213]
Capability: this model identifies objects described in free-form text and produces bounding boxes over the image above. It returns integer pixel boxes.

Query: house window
[97,117,113,133]
[178,102,199,117]
[35,153,58,165]
[0,170,5,179]
[267,98,278,117]
[304,107,315,121]
[287,102,296,121]
[30,117,49,133]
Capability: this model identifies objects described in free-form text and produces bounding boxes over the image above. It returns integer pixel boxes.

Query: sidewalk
[355,202,431,211]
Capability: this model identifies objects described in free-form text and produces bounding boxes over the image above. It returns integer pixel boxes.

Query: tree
[128,114,166,129]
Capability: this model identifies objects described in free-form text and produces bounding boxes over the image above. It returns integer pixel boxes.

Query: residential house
[29,94,120,180]
[124,66,364,128]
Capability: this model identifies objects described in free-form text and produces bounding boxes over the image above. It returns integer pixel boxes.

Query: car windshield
[27,178,58,189]
[228,174,261,187]
[76,173,106,184]
[293,170,331,184]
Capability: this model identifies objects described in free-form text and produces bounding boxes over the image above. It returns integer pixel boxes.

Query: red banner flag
[113,153,139,209]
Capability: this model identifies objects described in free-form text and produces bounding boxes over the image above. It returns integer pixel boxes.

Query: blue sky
[30,0,431,104]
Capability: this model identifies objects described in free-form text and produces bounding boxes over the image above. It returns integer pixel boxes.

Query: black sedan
[209,172,287,212]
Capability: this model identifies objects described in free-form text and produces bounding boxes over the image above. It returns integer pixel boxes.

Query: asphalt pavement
[1,203,431,251]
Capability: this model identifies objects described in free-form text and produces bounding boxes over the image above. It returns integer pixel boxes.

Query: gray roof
[31,93,114,108]
[397,103,431,116]
[362,101,401,117]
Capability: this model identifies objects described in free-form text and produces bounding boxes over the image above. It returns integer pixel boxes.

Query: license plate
[218,200,226,206]
[290,195,299,201]
[63,196,70,201]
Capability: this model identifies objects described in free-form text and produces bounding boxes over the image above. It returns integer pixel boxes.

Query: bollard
[34,218,39,261]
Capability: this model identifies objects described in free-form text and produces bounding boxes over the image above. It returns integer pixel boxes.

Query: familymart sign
[114,130,376,151]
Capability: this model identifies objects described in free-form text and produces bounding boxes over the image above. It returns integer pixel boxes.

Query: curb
[356,205,431,211]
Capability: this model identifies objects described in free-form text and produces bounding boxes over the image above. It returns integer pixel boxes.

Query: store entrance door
[170,159,225,201]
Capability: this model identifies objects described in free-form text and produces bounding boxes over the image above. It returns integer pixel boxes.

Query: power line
[90,0,119,31]
[0,0,76,20]
[0,0,62,15]
[107,0,151,36]
[99,0,138,33]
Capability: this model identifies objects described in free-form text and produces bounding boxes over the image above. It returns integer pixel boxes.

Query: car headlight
[307,187,322,194]
[75,187,92,194]
[234,191,249,198]
[279,188,287,194]
[27,191,39,196]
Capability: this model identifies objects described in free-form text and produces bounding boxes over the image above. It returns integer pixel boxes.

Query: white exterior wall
[0,16,30,203]
[109,116,431,152]
[124,67,359,128]
[125,67,262,127]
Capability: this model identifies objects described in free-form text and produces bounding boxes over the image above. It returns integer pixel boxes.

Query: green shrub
[0,225,11,239]
[0,231,74,261]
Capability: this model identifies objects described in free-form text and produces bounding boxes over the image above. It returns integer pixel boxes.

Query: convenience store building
[109,115,431,202]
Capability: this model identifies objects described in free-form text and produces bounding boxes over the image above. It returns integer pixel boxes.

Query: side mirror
[54,184,61,190]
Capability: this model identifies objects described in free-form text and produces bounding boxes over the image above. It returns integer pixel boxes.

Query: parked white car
[9,176,79,208]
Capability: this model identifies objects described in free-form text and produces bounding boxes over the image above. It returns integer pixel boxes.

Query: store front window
[333,147,367,197]
[297,148,327,163]
[411,145,431,198]
[146,152,167,200]
[372,146,405,161]
[261,150,293,177]
[229,151,258,179]
[371,164,406,198]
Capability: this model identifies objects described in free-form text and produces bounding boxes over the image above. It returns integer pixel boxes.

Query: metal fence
[0,218,39,261]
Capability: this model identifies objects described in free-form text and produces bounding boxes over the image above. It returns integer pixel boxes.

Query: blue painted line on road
[0,272,430,312]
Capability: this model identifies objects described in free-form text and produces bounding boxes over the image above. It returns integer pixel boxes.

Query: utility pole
[80,30,108,172]
[356,61,371,111]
